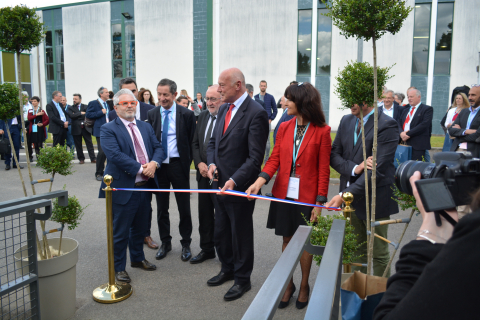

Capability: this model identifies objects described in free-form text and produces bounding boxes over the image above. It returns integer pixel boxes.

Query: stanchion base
[93,283,133,303]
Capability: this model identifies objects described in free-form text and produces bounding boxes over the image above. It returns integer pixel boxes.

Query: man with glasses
[46,91,69,147]
[86,87,110,181]
[190,84,222,264]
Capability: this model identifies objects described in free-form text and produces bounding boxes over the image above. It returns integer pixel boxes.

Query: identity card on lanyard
[287,120,310,200]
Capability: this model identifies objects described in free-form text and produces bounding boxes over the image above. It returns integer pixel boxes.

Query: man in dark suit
[190,85,222,264]
[99,88,164,283]
[449,85,480,157]
[381,90,405,126]
[67,93,96,164]
[147,78,196,262]
[61,96,75,155]
[0,115,23,170]
[86,86,110,181]
[108,78,155,122]
[206,68,269,301]
[46,91,69,147]
[399,88,433,161]
[254,80,277,164]
[326,104,399,277]
[273,95,294,144]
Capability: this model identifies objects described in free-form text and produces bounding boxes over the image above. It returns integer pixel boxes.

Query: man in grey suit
[326,103,399,277]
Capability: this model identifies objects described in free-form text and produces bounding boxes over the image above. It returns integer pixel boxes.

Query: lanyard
[292,119,310,167]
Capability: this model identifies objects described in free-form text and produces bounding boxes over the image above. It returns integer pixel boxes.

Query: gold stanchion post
[93,175,133,303]
[342,192,354,273]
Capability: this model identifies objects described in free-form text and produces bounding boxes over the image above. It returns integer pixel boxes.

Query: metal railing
[243,219,346,320]
[0,191,68,320]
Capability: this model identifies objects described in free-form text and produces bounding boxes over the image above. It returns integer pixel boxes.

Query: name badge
[286,176,300,200]
[32,124,38,133]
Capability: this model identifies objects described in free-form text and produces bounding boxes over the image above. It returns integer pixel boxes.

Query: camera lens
[395,161,435,195]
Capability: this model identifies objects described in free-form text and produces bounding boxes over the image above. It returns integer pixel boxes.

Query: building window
[43,8,64,99]
[297,9,312,75]
[411,4,431,76]
[316,9,332,75]
[434,2,454,75]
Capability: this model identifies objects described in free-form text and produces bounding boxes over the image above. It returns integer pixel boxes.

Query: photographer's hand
[410,171,458,244]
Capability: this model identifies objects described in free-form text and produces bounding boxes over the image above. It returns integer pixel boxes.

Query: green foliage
[306,214,364,265]
[335,61,391,109]
[36,145,74,176]
[392,183,418,213]
[0,83,21,121]
[0,5,44,53]
[322,0,412,41]
[51,186,88,231]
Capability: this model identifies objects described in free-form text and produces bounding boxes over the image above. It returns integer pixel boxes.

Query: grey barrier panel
[0,200,52,220]
[242,226,313,320]
[305,219,346,320]
[0,190,68,210]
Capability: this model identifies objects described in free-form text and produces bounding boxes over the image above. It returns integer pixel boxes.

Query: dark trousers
[197,175,217,253]
[5,124,20,167]
[154,158,192,246]
[411,148,426,161]
[52,128,67,147]
[96,136,106,176]
[73,128,96,161]
[27,136,43,159]
[112,186,151,272]
[214,197,255,285]
[66,125,75,151]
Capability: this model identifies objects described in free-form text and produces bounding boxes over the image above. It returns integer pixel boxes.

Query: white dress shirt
[204,113,217,142]
[383,105,394,118]
[229,91,248,121]
[403,102,421,132]
[98,98,109,122]
[161,102,179,163]
[118,117,149,183]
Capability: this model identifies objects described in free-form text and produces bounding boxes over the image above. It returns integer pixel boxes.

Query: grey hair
[22,91,29,98]
[246,84,254,94]
[113,89,135,106]
[385,89,394,96]
[97,86,107,97]
[395,92,405,103]
[157,78,177,95]
[407,88,421,97]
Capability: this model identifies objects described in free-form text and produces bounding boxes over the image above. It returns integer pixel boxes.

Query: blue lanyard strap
[292,119,310,166]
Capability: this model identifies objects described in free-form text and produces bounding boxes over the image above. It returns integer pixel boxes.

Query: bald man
[206,68,269,301]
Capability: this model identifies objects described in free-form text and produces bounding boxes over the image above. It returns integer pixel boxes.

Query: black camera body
[395,152,480,212]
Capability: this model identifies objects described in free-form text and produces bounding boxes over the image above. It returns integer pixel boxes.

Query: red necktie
[402,106,416,131]
[223,104,235,135]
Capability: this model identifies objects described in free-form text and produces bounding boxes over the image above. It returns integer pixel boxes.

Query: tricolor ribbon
[112,188,342,211]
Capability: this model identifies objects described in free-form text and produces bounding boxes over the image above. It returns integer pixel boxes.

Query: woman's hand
[37,123,43,127]
[310,204,322,222]
[245,177,267,198]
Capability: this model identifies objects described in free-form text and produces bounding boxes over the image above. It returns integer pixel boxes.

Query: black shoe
[181,245,192,261]
[13,165,24,169]
[131,259,156,271]
[190,250,215,264]
[155,242,172,260]
[29,157,33,162]
[96,175,103,181]
[5,165,10,170]
[115,271,131,283]
[296,285,310,309]
[278,283,296,309]
[224,282,251,301]
[207,271,234,287]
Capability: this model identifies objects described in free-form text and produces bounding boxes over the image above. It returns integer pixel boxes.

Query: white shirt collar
[231,91,248,108]
[118,116,137,128]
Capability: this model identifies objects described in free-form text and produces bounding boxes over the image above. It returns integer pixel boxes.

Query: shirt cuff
[351,165,358,176]
[208,163,216,169]
[137,166,143,175]
[463,130,466,135]
[258,172,271,184]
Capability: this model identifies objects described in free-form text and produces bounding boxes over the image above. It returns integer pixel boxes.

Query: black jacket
[399,103,433,151]
[67,103,89,135]
[46,101,67,134]
[192,110,215,181]
[448,107,480,157]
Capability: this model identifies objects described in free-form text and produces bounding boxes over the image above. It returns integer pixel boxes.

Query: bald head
[217,68,246,103]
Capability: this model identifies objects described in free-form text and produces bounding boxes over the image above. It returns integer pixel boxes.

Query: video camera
[395,152,480,212]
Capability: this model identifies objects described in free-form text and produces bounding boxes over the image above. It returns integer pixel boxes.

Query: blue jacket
[86,99,108,137]
[0,116,22,136]
[273,110,294,143]
[254,92,278,121]
[98,117,164,205]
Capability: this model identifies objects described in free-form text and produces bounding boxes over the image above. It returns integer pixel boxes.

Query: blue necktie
[103,102,108,117]
[162,110,170,159]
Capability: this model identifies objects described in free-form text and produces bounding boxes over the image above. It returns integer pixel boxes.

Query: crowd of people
[1,69,479,313]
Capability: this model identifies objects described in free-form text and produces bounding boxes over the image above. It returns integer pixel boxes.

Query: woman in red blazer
[27,96,49,161]
[246,82,331,310]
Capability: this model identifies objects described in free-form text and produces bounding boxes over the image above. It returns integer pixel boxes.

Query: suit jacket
[262,118,331,204]
[381,102,405,125]
[147,103,196,179]
[206,95,269,201]
[399,103,433,151]
[448,107,480,157]
[67,103,88,135]
[86,99,109,137]
[98,117,164,205]
[108,101,155,122]
[27,109,49,134]
[330,110,399,220]
[0,116,22,133]
[273,110,295,143]
[46,101,67,134]
[192,110,216,181]
[254,92,278,120]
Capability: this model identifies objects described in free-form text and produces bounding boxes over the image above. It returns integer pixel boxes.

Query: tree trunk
[359,110,371,261]
[5,124,27,196]
[367,35,379,276]
[58,226,64,256]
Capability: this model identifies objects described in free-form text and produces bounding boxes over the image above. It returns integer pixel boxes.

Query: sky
[1,0,90,9]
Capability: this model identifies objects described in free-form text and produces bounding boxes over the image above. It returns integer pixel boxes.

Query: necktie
[162,110,171,159]
[223,104,235,135]
[356,120,361,136]
[403,106,416,131]
[204,115,216,148]
[128,122,148,180]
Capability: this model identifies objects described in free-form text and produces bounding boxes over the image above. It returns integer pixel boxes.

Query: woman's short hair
[394,92,405,103]
[31,96,40,102]
[284,82,326,127]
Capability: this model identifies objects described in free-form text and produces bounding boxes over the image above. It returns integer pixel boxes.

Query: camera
[395,152,480,212]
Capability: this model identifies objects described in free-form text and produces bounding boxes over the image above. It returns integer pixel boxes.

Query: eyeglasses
[298,82,304,86]
[472,84,480,88]
[205,97,219,102]
[118,101,138,107]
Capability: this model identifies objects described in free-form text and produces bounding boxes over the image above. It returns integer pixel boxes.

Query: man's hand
[354,161,365,175]
[325,195,343,210]
[198,162,208,178]
[465,129,476,135]
[81,112,86,115]
[142,162,157,178]
[453,124,461,129]
[0,129,4,135]
[219,179,235,195]
[400,131,410,141]
[365,156,375,170]
[102,108,107,114]
[64,122,69,128]
[207,164,217,180]
[269,119,272,124]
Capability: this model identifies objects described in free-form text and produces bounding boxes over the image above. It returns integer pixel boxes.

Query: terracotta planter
[15,237,78,320]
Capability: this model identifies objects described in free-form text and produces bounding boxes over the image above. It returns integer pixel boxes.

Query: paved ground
[0,151,421,319]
